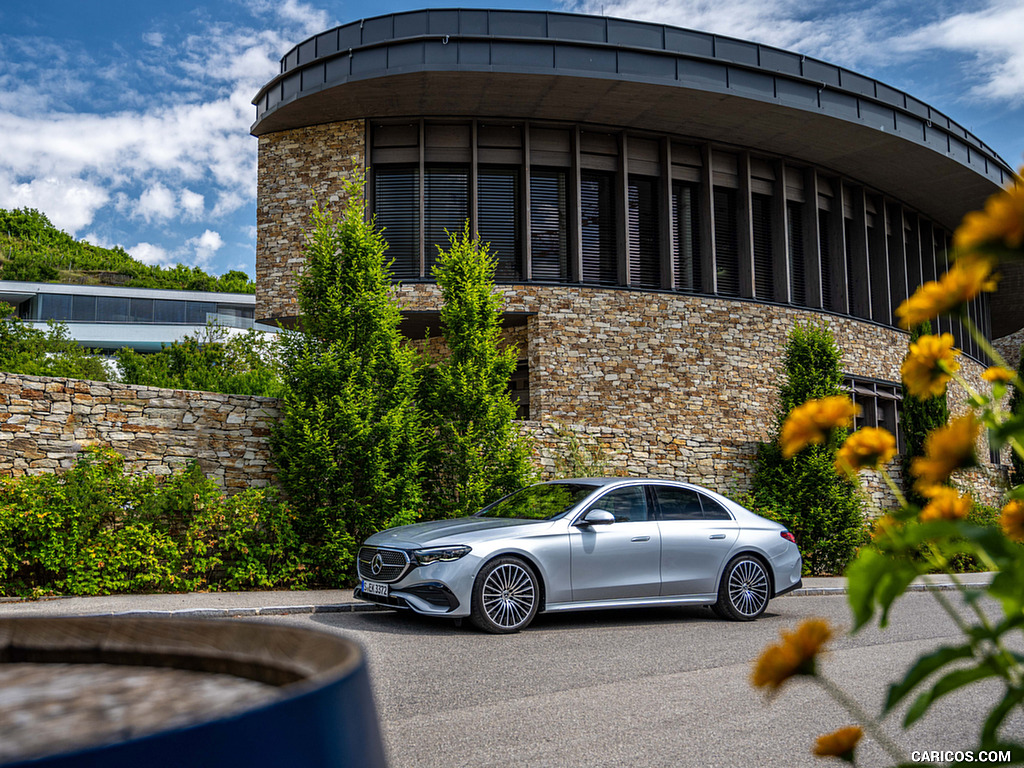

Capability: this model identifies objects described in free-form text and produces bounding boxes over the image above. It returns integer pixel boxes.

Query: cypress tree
[1010,344,1024,487]
[421,225,534,519]
[272,183,423,585]
[751,322,863,575]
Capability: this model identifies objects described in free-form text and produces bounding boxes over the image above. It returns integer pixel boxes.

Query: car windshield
[476,483,597,520]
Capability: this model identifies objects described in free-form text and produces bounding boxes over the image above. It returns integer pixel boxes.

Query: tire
[713,555,770,621]
[469,556,540,634]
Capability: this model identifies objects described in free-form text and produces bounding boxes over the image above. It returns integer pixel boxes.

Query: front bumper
[353,581,462,613]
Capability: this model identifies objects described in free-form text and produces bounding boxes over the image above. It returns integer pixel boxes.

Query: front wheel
[713,556,770,621]
[470,557,540,634]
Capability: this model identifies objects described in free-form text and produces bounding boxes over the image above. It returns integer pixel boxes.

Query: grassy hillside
[0,207,254,293]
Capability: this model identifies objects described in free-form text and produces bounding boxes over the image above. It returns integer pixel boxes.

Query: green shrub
[0,448,309,596]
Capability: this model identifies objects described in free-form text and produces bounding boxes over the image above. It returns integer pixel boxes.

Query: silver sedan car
[354,477,803,633]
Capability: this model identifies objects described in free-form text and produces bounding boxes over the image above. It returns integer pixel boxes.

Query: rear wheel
[470,557,539,634]
[713,555,770,621]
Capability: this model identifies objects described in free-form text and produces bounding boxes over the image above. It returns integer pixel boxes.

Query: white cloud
[188,229,224,266]
[128,242,171,266]
[0,173,109,234]
[143,31,164,47]
[135,182,176,223]
[894,0,1024,103]
[180,188,205,219]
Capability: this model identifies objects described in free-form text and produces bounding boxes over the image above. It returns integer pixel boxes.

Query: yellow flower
[835,427,897,477]
[900,333,961,399]
[919,486,973,523]
[780,397,860,459]
[1001,500,1024,543]
[954,172,1024,251]
[752,618,833,692]
[813,726,863,760]
[982,366,1014,384]
[895,253,999,329]
[911,414,980,491]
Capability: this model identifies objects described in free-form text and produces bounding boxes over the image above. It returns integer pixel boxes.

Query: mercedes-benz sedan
[354,478,803,633]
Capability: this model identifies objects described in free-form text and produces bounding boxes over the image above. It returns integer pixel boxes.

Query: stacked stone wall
[256,120,364,322]
[0,373,277,491]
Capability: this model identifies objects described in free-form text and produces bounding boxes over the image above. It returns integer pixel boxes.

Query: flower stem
[815,673,908,764]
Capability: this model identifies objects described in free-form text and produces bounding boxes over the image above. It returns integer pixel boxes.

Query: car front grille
[357,546,412,583]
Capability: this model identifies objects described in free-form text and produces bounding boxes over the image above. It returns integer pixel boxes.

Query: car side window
[699,494,733,520]
[592,486,649,522]
[654,486,704,521]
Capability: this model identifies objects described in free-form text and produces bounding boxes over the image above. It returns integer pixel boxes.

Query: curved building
[251,9,1020,500]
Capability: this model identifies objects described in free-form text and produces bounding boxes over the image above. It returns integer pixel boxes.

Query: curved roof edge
[251,8,1013,190]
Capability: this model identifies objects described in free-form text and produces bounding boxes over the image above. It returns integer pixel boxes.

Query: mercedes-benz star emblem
[371,553,384,576]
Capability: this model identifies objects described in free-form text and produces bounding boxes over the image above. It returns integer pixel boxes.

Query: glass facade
[370,118,992,363]
[18,295,253,325]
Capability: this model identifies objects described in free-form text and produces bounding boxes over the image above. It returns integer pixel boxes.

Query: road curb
[10,579,985,620]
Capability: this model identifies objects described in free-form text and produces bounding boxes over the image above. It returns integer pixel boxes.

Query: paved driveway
[261,592,1022,768]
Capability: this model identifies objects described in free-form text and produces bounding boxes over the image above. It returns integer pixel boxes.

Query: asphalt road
[260,592,1023,768]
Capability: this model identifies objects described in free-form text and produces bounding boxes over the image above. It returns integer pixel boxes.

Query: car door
[653,485,739,597]
[569,484,661,601]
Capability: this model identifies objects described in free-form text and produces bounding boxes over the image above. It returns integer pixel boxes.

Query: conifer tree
[751,322,863,575]
[1010,344,1024,487]
[421,225,534,518]
[272,183,422,584]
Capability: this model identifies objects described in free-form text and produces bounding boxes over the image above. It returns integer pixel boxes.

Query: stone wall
[0,372,278,490]
[256,120,364,323]
[994,328,1024,370]
[397,283,1006,506]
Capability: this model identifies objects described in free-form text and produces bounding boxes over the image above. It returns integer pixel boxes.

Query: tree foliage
[117,324,283,397]
[751,322,864,575]
[421,225,534,518]
[1011,344,1024,487]
[0,207,253,293]
[900,321,950,507]
[0,303,109,381]
[272,187,423,585]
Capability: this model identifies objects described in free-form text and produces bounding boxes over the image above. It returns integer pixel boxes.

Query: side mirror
[578,509,615,526]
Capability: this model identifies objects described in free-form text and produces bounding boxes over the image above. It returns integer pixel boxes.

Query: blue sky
[1,0,1022,279]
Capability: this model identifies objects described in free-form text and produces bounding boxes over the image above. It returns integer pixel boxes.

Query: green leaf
[981,688,1024,746]
[903,664,1001,727]
[884,644,975,713]
[846,547,921,630]
[990,414,1024,450]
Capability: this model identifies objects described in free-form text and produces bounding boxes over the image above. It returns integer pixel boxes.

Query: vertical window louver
[819,209,834,311]
[374,167,420,278]
[424,166,469,274]
[752,193,774,301]
[580,171,618,285]
[672,181,701,292]
[713,187,740,297]
[787,200,806,305]
[844,217,858,317]
[478,167,521,280]
[628,176,660,288]
[530,170,568,282]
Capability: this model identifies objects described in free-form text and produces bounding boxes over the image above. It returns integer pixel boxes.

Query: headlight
[412,545,471,565]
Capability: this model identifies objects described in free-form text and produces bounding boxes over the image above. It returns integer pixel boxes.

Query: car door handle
[631,536,651,542]
[709,534,727,540]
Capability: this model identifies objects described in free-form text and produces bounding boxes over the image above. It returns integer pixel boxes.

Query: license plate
[362,580,389,598]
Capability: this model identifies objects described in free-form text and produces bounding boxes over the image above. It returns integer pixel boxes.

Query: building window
[844,376,904,454]
[752,193,774,301]
[530,169,568,282]
[478,167,521,280]
[509,359,530,420]
[628,176,660,289]
[580,171,618,285]
[374,166,419,279]
[787,200,806,305]
[424,166,469,273]
[672,181,701,292]
[713,187,740,297]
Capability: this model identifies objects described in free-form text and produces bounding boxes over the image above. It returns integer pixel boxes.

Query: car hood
[364,517,552,549]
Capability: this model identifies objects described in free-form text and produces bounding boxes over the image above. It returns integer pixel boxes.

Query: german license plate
[362,580,389,598]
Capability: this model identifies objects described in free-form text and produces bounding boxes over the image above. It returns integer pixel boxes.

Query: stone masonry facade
[256,120,364,322]
[0,372,278,491]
